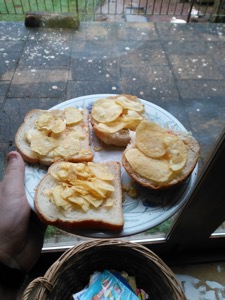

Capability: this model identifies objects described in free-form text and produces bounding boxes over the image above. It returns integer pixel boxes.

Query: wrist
[0,254,21,271]
[0,247,32,272]
[0,249,21,270]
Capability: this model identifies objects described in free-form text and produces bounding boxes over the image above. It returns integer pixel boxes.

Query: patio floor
[1,21,225,175]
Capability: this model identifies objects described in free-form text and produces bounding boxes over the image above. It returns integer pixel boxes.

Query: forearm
[0,151,45,299]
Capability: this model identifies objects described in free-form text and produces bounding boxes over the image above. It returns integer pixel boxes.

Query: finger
[4,151,25,192]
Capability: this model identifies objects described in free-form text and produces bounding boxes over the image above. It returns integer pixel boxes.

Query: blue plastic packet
[79,270,139,300]
[112,271,135,293]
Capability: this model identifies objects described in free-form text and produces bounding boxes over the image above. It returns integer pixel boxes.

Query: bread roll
[91,94,145,146]
[122,120,200,190]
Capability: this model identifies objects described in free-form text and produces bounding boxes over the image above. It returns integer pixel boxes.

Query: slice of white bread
[15,108,94,165]
[34,161,124,232]
[122,121,200,190]
[90,94,145,147]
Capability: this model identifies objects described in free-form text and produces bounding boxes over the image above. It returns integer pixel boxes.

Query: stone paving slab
[8,65,69,98]
[169,54,224,80]
[0,51,22,81]
[0,21,225,179]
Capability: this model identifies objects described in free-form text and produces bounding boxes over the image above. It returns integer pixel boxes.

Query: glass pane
[1,21,225,253]
[212,222,225,236]
[43,216,179,250]
[42,226,167,250]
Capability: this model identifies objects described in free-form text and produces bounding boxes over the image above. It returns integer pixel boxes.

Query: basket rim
[22,239,187,300]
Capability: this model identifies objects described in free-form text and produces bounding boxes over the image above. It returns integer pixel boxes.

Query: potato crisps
[92,99,123,123]
[64,107,83,125]
[92,96,144,133]
[26,108,87,159]
[88,162,114,180]
[115,96,144,112]
[95,121,126,134]
[163,134,188,171]
[35,111,66,134]
[30,132,59,155]
[54,132,81,158]
[48,162,115,211]
[125,148,172,183]
[125,120,188,184]
[136,121,167,158]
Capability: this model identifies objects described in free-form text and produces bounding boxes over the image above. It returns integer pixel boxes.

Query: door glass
[212,222,225,236]
[43,216,178,250]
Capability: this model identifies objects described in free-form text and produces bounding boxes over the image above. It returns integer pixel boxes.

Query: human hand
[0,151,46,272]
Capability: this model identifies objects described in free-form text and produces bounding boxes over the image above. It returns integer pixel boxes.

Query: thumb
[3,151,26,198]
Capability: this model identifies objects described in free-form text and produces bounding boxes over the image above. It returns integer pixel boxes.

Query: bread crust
[91,94,145,147]
[122,131,200,190]
[15,109,94,166]
[34,161,124,232]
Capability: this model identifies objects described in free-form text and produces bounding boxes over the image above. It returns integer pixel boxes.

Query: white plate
[25,94,198,238]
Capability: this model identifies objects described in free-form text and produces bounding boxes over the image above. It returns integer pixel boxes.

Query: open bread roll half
[34,161,124,232]
[15,108,94,165]
[122,120,200,190]
[90,94,145,146]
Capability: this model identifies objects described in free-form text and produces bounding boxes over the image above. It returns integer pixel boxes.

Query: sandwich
[122,120,200,190]
[34,161,124,232]
[90,94,145,147]
[15,107,94,165]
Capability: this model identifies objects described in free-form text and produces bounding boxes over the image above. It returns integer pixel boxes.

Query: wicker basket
[22,239,186,300]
